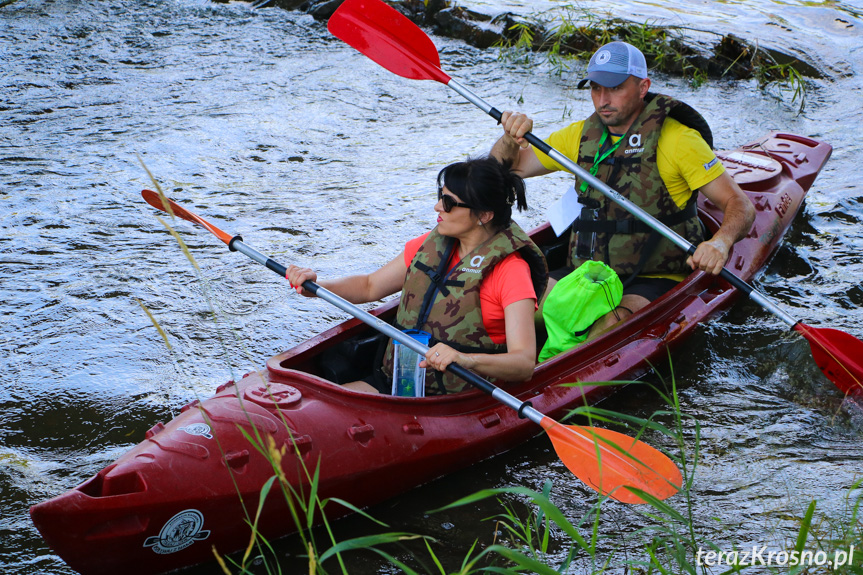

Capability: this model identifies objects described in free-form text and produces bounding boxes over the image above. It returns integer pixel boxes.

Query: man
[491,41,755,337]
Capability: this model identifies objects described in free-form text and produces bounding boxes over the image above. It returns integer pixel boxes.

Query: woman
[287,157,547,395]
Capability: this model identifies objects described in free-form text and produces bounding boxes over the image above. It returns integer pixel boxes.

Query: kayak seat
[317,332,387,384]
[541,225,570,272]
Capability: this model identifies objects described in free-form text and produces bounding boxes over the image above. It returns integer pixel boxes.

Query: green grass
[423,369,861,574]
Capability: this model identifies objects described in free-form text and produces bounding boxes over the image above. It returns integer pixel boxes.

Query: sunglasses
[437,187,473,213]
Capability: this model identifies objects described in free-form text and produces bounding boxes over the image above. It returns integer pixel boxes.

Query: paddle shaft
[141,187,648,425]
[447,79,800,328]
[232,236,672,485]
[143,188,686,499]
[227,236,540,421]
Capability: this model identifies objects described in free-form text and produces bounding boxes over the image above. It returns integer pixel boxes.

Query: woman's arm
[286,251,408,304]
[422,297,537,382]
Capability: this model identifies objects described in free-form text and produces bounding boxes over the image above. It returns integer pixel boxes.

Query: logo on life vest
[625,133,644,154]
[178,423,213,439]
[143,509,211,555]
[460,254,485,274]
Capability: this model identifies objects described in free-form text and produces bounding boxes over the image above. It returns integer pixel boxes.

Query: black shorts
[548,266,678,303]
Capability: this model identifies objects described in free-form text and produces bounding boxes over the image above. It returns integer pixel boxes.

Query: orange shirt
[404,232,537,344]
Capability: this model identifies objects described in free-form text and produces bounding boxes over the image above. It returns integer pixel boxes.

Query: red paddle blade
[794,323,863,397]
[328,0,451,84]
[541,418,682,504]
[141,190,234,246]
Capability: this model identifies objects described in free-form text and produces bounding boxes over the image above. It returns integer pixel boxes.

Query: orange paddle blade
[541,418,682,504]
[142,190,234,246]
[795,323,863,397]
[328,0,451,84]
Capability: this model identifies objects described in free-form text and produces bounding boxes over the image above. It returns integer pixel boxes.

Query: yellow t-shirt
[535,117,724,209]
[535,117,724,281]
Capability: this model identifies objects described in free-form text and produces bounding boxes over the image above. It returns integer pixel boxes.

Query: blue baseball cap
[577,42,648,88]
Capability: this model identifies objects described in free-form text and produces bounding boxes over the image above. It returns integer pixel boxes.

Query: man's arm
[491,111,553,178]
[687,171,756,275]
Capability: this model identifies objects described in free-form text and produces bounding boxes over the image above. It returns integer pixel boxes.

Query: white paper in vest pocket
[546,185,581,237]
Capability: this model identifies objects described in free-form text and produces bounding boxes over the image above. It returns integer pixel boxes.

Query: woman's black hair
[436,156,527,230]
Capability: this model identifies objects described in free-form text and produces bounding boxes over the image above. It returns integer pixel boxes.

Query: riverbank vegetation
[493,6,811,113]
[250,0,814,114]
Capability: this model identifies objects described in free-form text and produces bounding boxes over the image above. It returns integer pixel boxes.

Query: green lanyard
[579,129,622,193]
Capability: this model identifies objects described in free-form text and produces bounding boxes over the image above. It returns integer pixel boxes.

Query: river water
[1,0,862,573]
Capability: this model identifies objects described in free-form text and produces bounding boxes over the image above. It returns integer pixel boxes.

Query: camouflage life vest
[569,93,712,282]
[383,223,547,395]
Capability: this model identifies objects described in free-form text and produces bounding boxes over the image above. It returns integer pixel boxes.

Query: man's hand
[692,170,756,275]
[499,111,534,148]
[687,236,731,275]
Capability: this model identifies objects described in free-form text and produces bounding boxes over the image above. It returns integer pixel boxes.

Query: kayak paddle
[327,0,863,398]
[142,189,682,503]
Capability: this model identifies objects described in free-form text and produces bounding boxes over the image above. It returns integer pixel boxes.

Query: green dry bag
[538,261,622,362]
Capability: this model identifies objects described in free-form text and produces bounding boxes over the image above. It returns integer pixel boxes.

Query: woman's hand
[420,343,475,373]
[419,298,537,383]
[286,265,318,297]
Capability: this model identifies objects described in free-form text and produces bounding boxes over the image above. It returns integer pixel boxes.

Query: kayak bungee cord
[326,0,863,398]
[142,188,682,504]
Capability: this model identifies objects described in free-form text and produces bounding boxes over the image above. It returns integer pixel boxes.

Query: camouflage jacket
[569,93,710,281]
[383,223,547,395]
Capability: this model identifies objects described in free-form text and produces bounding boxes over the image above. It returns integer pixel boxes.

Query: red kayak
[31,132,831,575]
